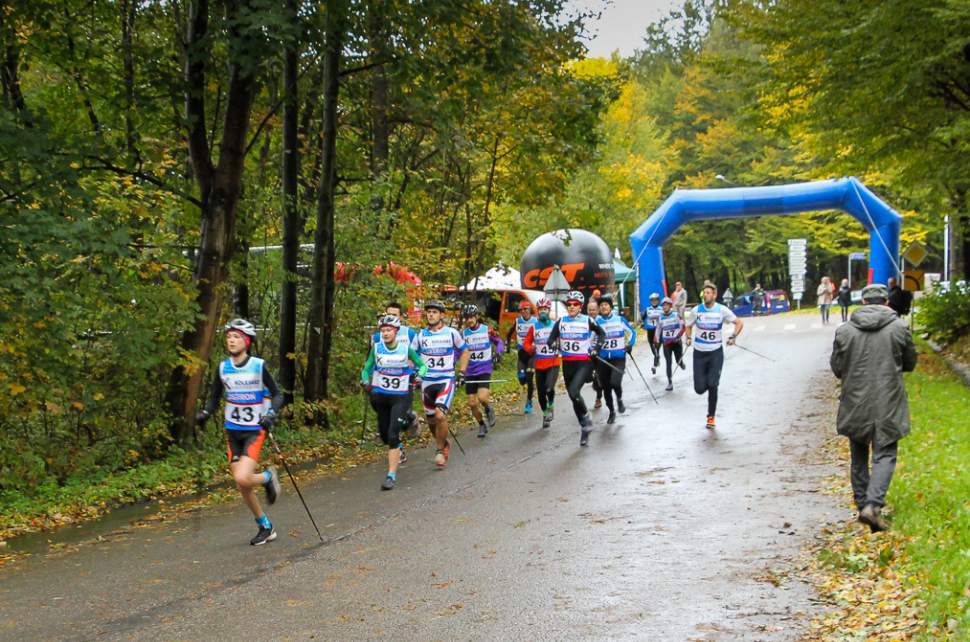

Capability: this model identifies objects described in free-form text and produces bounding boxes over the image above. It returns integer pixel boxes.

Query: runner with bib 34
[547,290,606,446]
[685,284,743,429]
[197,319,285,546]
[361,315,428,490]
[416,301,469,468]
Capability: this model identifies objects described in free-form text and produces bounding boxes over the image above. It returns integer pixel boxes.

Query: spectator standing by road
[672,281,688,318]
[830,283,917,532]
[837,278,852,322]
[817,276,835,324]
[752,283,766,316]
[887,277,913,318]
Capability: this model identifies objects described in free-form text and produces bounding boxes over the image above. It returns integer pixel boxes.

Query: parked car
[731,289,791,316]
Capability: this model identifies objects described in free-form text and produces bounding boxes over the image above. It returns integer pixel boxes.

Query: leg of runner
[517,348,534,414]
[479,386,495,429]
[536,366,558,428]
[647,328,660,373]
[563,360,593,445]
[422,381,453,468]
[595,359,618,424]
[466,382,486,438]
[663,343,674,390]
[693,348,724,429]
[228,436,277,545]
[609,357,625,416]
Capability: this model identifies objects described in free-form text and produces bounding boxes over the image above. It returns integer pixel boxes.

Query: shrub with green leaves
[916,285,970,345]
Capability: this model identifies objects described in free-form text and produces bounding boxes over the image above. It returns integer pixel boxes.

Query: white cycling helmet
[378,315,401,330]
[565,290,585,304]
[224,318,256,338]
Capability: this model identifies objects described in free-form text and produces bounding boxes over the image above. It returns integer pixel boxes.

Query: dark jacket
[830,305,917,445]
[837,285,851,306]
[888,285,913,316]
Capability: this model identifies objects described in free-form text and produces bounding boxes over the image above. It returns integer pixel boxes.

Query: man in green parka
[830,283,917,532]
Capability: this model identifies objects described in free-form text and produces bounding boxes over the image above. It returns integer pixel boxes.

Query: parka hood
[849,304,898,331]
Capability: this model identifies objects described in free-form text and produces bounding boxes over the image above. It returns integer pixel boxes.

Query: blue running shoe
[524,400,533,415]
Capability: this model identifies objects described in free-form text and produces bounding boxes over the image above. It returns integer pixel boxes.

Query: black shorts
[226,429,265,464]
[465,380,490,395]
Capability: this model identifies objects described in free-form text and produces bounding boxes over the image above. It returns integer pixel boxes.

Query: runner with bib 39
[685,284,743,429]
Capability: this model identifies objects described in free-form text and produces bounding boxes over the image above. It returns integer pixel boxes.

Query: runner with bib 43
[197,319,285,546]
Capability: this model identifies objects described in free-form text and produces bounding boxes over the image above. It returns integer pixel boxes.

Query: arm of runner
[262,367,285,414]
[408,347,428,378]
[360,348,376,385]
[725,307,742,344]
[202,376,224,417]
[454,329,470,375]
[547,320,560,346]
[589,318,606,349]
[505,324,516,346]
[622,317,637,348]
[523,324,535,354]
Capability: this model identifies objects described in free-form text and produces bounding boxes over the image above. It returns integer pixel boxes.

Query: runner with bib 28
[197,319,285,546]
[547,290,606,447]
[594,294,636,424]
[506,300,539,415]
[522,297,560,429]
[655,296,686,391]
[416,301,470,469]
[685,284,743,429]
[641,292,663,374]
[361,315,428,490]
[461,304,503,438]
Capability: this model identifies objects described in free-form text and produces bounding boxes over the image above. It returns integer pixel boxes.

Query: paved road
[0,313,843,641]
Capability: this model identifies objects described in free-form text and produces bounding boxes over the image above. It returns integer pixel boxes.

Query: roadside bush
[916,284,970,345]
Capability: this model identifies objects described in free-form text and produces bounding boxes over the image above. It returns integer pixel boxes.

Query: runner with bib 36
[547,290,606,446]
[197,319,285,546]
[685,284,743,429]
[361,315,428,490]
[416,301,469,468]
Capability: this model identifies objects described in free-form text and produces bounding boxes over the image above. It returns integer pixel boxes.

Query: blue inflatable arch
[628,177,902,304]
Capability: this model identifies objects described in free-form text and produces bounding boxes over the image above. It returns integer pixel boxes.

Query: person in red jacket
[523,297,560,428]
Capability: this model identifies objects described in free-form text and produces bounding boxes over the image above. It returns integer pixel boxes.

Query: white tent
[462,266,521,291]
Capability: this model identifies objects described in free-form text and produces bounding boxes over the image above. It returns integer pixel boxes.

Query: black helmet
[424,300,446,312]
[461,304,480,318]
[597,294,614,308]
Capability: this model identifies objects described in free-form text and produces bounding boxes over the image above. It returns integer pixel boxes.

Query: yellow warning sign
[902,241,927,267]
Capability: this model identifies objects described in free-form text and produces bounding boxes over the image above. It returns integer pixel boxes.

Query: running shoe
[651,365,656,375]
[665,382,673,392]
[442,440,450,465]
[858,504,889,532]
[381,475,396,491]
[580,429,590,446]
[617,399,625,414]
[678,360,686,370]
[705,415,716,430]
[250,525,277,546]
[399,446,407,464]
[477,422,487,438]
[541,410,552,429]
[485,404,496,427]
[594,398,602,410]
[607,410,616,425]
[434,449,446,468]
[263,466,281,505]
[524,400,533,415]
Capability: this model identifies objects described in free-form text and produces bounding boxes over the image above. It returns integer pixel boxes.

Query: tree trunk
[304,1,344,410]
[165,0,260,445]
[279,0,301,405]
[120,0,138,165]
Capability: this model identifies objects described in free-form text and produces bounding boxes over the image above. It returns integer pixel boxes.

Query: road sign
[902,241,927,267]
[849,252,866,261]
[787,238,807,247]
[792,292,803,301]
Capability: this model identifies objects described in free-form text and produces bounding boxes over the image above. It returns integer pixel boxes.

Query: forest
[2,0,968,529]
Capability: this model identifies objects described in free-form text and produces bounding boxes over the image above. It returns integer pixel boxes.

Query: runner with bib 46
[685,284,743,429]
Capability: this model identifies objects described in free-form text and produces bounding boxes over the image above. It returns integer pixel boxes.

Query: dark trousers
[662,341,684,382]
[535,366,559,412]
[849,437,898,508]
[692,347,724,416]
[594,357,625,411]
[562,360,593,421]
[646,328,660,363]
[517,348,535,400]
[840,304,849,322]
[369,391,412,449]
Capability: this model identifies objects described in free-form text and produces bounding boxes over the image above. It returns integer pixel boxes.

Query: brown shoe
[859,504,890,532]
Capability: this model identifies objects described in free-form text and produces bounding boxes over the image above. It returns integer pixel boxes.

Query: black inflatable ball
[520,229,615,296]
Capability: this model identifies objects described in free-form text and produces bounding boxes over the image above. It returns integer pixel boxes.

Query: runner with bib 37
[361,315,428,490]
[416,301,469,468]
[685,284,743,429]
[197,319,285,546]
[506,300,539,415]
[547,291,606,446]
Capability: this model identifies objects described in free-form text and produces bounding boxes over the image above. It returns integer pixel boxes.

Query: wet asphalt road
[0,313,844,641]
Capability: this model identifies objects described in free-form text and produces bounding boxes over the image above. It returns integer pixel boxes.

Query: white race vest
[558,315,592,358]
[658,312,684,343]
[371,340,412,395]
[418,326,465,379]
[534,323,559,363]
[689,303,736,352]
[462,324,492,365]
[220,357,268,429]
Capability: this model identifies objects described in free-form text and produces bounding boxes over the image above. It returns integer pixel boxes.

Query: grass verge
[806,340,970,640]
